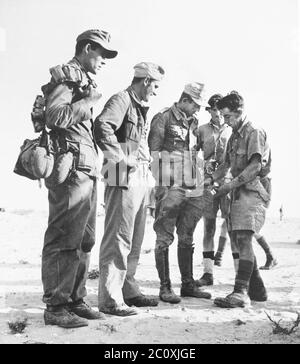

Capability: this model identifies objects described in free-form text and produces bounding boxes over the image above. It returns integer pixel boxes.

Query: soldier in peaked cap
[94,62,165,316]
[148,82,212,304]
[42,29,117,328]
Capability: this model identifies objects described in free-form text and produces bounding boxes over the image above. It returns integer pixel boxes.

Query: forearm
[229,159,261,189]
[46,84,92,129]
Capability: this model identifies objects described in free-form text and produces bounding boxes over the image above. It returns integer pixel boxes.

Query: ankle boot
[178,247,211,299]
[155,248,181,304]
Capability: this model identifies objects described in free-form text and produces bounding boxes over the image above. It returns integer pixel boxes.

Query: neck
[211,118,221,127]
[75,55,88,73]
[130,83,143,102]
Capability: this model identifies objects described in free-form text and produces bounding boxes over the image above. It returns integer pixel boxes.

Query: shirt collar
[236,116,248,136]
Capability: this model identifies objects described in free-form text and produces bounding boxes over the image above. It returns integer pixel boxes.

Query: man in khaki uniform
[148,83,212,304]
[42,29,118,328]
[95,62,165,316]
[211,91,271,308]
[195,94,233,286]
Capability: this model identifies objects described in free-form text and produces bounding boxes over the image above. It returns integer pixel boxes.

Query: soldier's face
[209,107,223,124]
[183,100,200,117]
[84,45,107,75]
[220,107,242,129]
[141,79,160,102]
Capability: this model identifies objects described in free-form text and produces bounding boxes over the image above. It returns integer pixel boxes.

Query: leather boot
[155,248,181,304]
[178,247,211,299]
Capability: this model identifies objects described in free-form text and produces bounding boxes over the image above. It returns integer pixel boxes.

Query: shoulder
[49,60,87,87]
[152,106,172,123]
[245,121,267,138]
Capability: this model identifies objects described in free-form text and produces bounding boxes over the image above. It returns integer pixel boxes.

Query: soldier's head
[217,91,245,129]
[205,94,224,125]
[131,62,165,102]
[75,29,118,75]
[177,83,206,117]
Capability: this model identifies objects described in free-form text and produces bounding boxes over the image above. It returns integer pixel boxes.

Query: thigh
[176,196,203,241]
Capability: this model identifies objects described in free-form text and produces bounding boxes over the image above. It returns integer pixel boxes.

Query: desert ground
[0,208,299,344]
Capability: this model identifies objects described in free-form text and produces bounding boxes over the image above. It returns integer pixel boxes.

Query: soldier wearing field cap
[42,29,117,328]
[95,62,165,316]
[148,82,212,304]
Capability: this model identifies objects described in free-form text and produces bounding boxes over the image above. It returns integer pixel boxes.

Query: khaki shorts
[202,189,230,219]
[228,183,269,233]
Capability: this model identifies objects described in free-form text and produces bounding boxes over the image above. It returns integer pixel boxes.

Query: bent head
[206,94,224,125]
[76,40,107,75]
[178,92,201,117]
[217,91,244,130]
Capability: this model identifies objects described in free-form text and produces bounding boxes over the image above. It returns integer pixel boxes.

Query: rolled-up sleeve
[94,92,130,163]
[45,83,92,129]
[247,129,266,162]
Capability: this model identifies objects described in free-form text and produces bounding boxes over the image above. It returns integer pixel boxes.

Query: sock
[203,251,214,274]
[234,259,254,293]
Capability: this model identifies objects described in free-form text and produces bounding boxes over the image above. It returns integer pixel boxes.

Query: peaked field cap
[184,82,207,106]
[134,62,165,81]
[76,29,118,59]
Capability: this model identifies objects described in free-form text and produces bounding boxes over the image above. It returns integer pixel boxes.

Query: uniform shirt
[148,103,202,192]
[45,57,99,177]
[197,120,232,168]
[225,117,271,178]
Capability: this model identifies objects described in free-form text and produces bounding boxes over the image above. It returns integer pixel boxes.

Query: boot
[155,248,181,304]
[178,247,211,299]
[44,306,89,328]
[259,253,278,270]
[195,272,213,287]
[214,289,251,308]
[214,236,227,266]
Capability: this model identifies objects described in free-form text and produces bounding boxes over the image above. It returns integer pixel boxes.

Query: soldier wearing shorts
[194,94,233,286]
[211,91,271,308]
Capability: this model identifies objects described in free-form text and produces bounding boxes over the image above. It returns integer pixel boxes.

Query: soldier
[95,62,165,316]
[211,91,271,308]
[148,83,212,304]
[42,29,118,328]
[194,94,233,286]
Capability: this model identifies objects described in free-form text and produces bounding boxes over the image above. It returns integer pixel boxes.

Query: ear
[84,43,92,54]
[144,76,151,86]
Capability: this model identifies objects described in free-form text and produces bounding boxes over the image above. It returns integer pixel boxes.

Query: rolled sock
[234,259,254,292]
[203,252,214,274]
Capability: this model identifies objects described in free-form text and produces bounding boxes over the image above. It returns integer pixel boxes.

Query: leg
[123,191,158,307]
[214,218,228,267]
[154,188,184,303]
[214,230,254,308]
[98,185,146,315]
[196,217,216,286]
[177,196,211,299]
[254,233,278,270]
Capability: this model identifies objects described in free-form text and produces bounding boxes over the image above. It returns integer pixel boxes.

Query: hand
[84,85,102,106]
[214,182,232,198]
[126,155,138,168]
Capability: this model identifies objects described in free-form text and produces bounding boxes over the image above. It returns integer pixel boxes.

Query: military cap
[206,93,223,110]
[76,29,118,59]
[133,62,165,81]
[184,82,208,106]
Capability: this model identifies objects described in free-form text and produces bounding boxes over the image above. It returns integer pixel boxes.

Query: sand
[0,209,299,344]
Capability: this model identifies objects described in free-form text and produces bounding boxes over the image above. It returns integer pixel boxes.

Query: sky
[0,0,299,217]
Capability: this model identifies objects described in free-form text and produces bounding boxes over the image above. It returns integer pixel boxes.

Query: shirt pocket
[126,110,140,142]
[235,147,247,170]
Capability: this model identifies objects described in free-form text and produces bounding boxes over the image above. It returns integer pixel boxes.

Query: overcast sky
[0,0,299,217]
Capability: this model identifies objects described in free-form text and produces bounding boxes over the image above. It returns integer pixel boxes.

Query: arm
[94,92,130,164]
[45,83,93,129]
[148,113,166,185]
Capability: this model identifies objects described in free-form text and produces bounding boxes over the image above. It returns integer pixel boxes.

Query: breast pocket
[235,147,247,169]
[126,111,140,142]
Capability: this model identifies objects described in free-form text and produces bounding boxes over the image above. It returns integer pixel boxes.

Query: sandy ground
[0,209,300,344]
